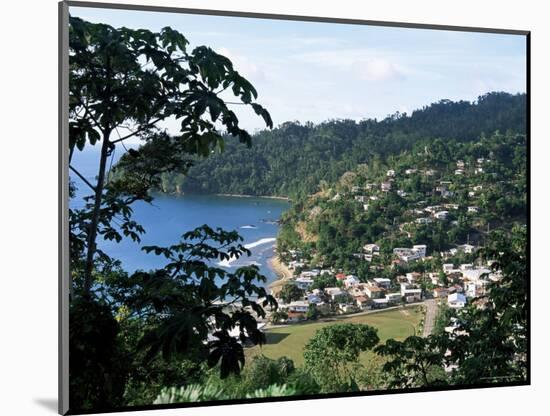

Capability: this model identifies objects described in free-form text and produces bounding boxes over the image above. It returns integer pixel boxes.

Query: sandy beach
[267,253,293,295]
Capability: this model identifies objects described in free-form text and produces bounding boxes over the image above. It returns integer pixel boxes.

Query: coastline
[267,251,293,294]
[216,193,291,202]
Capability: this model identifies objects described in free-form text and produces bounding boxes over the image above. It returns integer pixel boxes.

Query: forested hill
[158,92,526,198]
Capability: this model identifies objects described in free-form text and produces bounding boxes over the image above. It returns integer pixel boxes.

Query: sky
[70,6,527,135]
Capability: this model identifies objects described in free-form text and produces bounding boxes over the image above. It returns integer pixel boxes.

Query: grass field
[247,306,424,367]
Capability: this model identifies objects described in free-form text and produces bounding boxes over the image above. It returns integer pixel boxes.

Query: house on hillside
[402,288,422,303]
[385,292,402,304]
[363,243,380,254]
[365,285,385,299]
[457,244,476,254]
[325,287,348,302]
[295,277,314,290]
[354,295,371,309]
[344,275,360,288]
[373,277,391,289]
[393,245,427,262]
[448,293,467,309]
[287,301,309,313]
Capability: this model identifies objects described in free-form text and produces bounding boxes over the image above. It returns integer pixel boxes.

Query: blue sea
[70,147,290,285]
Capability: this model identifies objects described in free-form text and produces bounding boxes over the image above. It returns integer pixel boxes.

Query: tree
[374,336,447,388]
[270,310,288,324]
[69,16,272,296]
[305,303,319,320]
[68,17,274,409]
[303,323,379,392]
[444,226,527,384]
[278,283,304,304]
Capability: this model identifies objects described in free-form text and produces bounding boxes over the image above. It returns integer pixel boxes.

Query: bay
[69,148,290,286]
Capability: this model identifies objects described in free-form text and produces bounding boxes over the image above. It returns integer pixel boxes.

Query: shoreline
[216,193,291,202]
[267,251,293,294]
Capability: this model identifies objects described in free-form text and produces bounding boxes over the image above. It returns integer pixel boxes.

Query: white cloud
[351,58,404,81]
[216,47,267,82]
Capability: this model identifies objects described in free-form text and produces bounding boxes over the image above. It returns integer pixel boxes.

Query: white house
[462,268,491,283]
[434,210,449,220]
[448,293,467,309]
[295,277,314,290]
[373,277,391,289]
[344,275,360,288]
[403,288,422,303]
[325,287,348,302]
[465,282,477,298]
[387,169,396,177]
[416,217,432,224]
[385,292,402,303]
[393,245,427,262]
[300,270,319,278]
[287,300,309,313]
[405,168,417,175]
[443,264,456,274]
[467,206,479,213]
[363,243,380,254]
[457,244,476,254]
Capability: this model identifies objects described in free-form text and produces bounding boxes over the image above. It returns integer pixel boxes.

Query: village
[268,156,503,328]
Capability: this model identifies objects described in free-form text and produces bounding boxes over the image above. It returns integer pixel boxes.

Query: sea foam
[217,237,276,268]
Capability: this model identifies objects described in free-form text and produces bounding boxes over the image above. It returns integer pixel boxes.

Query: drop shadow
[34,398,58,413]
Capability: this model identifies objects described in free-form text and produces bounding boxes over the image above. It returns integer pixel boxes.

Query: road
[422,298,438,337]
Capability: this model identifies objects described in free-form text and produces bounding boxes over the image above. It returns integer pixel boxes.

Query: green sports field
[247,306,424,367]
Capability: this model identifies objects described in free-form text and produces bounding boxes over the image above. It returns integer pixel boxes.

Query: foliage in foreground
[68,15,274,411]
[304,323,379,393]
[153,383,297,404]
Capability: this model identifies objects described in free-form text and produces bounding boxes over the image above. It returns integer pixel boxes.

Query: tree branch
[70,165,97,192]
[110,117,164,144]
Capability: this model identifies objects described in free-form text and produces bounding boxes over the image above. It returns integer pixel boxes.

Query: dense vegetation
[158,92,526,199]
[276,131,527,276]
